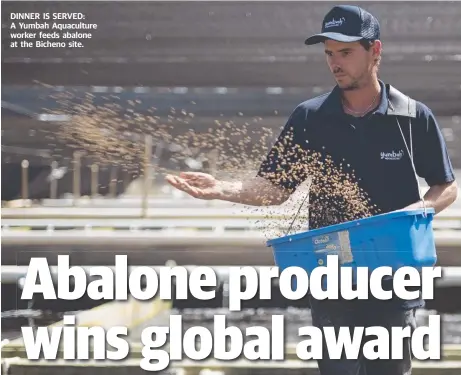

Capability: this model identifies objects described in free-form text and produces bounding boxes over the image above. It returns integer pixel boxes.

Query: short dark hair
[359,39,375,51]
[360,39,381,67]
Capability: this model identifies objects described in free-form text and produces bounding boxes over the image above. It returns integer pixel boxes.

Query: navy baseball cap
[305,5,380,45]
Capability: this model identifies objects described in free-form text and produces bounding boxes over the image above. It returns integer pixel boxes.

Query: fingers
[165,175,186,189]
[179,171,210,179]
[177,172,214,188]
[165,174,203,198]
[165,174,178,186]
[166,174,200,188]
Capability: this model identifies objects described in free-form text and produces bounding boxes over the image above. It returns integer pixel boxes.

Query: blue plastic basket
[266,208,437,286]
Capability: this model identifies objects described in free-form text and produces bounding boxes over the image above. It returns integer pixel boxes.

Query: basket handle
[285,189,310,236]
[396,117,427,217]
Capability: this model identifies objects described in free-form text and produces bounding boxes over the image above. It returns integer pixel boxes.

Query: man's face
[324,39,379,90]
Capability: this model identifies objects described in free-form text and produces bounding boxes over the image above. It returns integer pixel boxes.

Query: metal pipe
[207,149,218,207]
[50,161,58,199]
[21,159,29,201]
[123,169,130,192]
[1,230,459,247]
[109,166,117,197]
[1,207,461,220]
[142,135,153,218]
[1,218,459,233]
[151,141,164,197]
[73,152,81,204]
[91,164,99,198]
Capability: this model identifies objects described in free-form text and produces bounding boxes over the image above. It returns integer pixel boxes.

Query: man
[166,5,458,375]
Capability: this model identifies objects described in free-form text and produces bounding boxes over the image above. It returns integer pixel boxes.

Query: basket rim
[266,208,435,247]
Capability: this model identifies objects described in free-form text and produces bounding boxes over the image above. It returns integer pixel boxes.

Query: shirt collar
[373,80,389,115]
[324,79,389,117]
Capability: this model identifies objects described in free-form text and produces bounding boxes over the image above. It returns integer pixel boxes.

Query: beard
[332,67,363,91]
[339,80,360,91]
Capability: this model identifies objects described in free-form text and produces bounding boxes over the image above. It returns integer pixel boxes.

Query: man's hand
[165,172,291,206]
[165,172,223,200]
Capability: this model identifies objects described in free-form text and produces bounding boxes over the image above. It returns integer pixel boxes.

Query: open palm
[165,172,221,200]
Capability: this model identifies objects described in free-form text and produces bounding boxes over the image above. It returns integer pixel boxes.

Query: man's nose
[328,58,340,71]
[332,65,342,74]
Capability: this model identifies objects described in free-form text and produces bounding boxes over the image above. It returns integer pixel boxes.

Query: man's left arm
[405,108,458,214]
[405,180,458,214]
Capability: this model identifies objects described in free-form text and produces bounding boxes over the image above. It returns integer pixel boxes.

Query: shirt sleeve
[414,108,456,186]
[256,107,309,192]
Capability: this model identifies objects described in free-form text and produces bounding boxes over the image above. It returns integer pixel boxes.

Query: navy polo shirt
[258,80,456,310]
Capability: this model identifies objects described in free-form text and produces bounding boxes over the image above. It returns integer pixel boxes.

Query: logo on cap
[324,17,346,29]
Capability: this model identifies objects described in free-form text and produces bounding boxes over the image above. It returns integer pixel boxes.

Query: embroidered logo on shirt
[380,150,404,161]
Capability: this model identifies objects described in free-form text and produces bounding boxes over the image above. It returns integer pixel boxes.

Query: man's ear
[372,40,382,59]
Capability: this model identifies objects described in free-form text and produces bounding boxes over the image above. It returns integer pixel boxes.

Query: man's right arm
[217,176,292,206]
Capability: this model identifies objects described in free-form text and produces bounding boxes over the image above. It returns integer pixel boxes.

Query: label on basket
[312,230,353,265]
